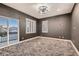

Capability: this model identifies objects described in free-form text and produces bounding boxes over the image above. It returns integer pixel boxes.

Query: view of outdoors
[0,17,18,47]
[0,17,7,47]
[9,19,18,44]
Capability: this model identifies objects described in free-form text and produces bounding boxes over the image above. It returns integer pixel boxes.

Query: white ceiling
[3,3,74,19]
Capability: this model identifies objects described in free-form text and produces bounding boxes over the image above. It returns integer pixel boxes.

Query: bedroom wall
[71,4,79,50]
[0,4,73,42]
[38,14,71,40]
[0,4,38,41]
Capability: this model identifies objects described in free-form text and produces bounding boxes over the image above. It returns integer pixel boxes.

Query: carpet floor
[0,37,78,56]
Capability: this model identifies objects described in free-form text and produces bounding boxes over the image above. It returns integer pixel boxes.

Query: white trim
[17,19,20,42]
[42,20,48,33]
[40,36,79,55]
[69,40,79,56]
[7,20,9,45]
[0,36,40,49]
[40,36,70,42]
[0,36,79,56]
[26,18,36,34]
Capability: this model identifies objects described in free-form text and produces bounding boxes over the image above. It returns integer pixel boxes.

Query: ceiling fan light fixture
[39,5,48,15]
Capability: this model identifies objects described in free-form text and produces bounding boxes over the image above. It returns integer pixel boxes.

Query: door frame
[0,15,20,45]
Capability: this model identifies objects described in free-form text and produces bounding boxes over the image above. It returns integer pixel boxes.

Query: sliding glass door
[0,16,19,47]
[8,19,19,44]
[0,17,8,47]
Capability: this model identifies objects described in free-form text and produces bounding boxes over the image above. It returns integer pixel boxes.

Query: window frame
[26,18,36,34]
[0,16,19,48]
[42,20,48,33]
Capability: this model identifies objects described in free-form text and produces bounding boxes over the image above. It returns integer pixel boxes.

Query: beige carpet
[0,37,78,56]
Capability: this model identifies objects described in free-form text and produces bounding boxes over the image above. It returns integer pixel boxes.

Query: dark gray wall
[0,4,72,42]
[38,14,71,39]
[71,4,79,50]
[0,4,38,41]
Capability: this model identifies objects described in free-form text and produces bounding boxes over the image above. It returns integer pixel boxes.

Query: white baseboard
[40,36,79,56]
[40,36,70,42]
[0,36,78,56]
[68,40,79,56]
[0,36,40,49]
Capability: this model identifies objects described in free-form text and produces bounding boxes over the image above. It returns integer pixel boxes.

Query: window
[42,20,48,33]
[26,18,31,33]
[26,18,36,34]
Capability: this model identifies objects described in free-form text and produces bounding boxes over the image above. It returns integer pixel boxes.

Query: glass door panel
[8,19,19,44]
[0,17,8,47]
